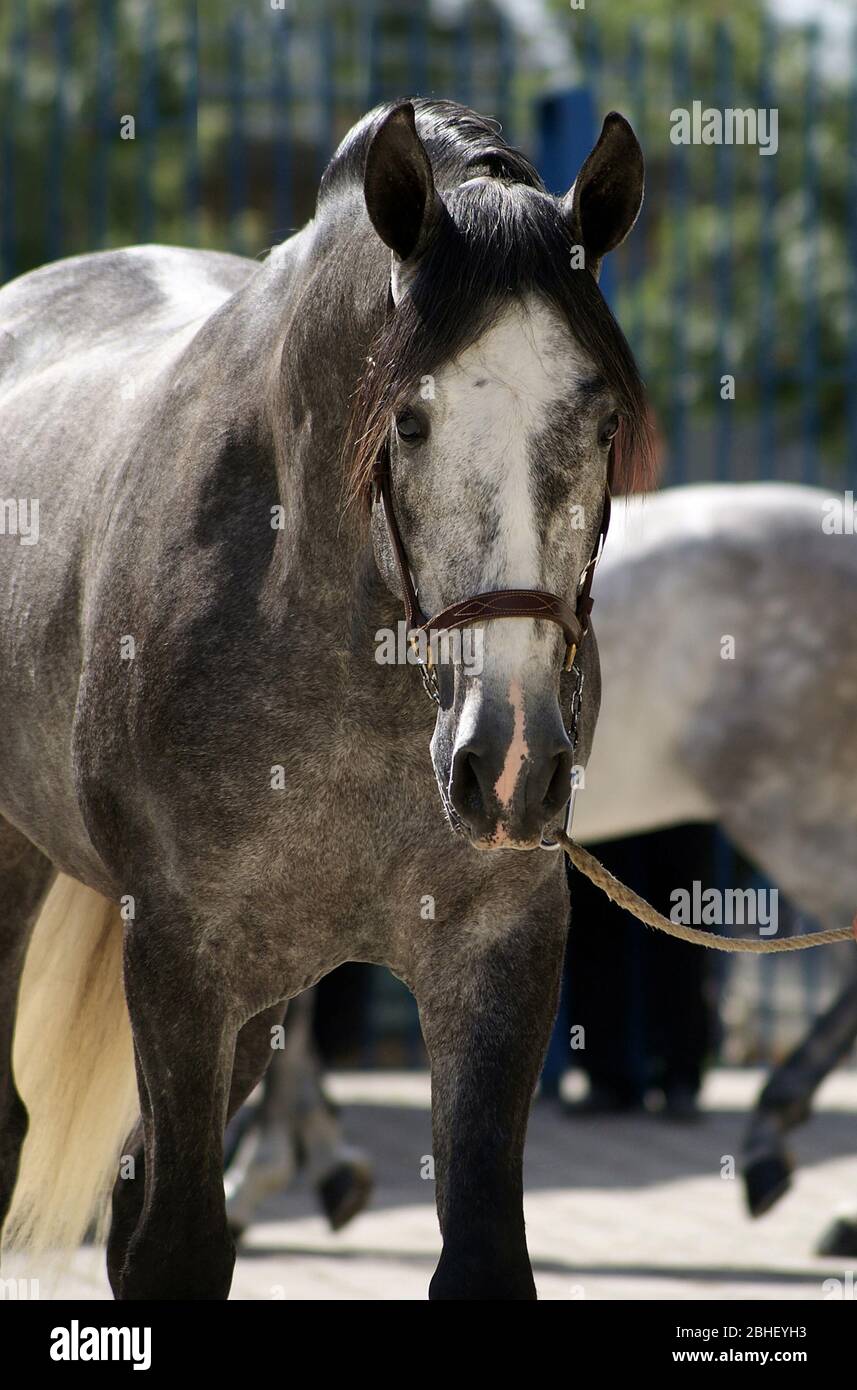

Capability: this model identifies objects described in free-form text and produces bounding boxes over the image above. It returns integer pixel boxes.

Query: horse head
[349,101,652,850]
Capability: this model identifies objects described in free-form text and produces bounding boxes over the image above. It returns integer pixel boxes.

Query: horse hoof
[815,1214,857,1257]
[744,1153,792,1217]
[318,1158,373,1232]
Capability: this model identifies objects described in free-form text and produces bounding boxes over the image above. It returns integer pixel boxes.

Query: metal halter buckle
[419,661,440,705]
[408,628,440,704]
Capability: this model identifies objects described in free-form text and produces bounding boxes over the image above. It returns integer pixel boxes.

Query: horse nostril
[539,747,574,819]
[449,740,573,839]
[449,745,489,828]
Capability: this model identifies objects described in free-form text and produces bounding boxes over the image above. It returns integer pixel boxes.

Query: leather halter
[371,437,613,691]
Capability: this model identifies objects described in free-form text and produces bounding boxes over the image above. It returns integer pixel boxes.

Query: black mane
[320,97,543,204]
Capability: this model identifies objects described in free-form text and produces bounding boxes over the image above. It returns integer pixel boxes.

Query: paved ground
[10,1067,857,1300]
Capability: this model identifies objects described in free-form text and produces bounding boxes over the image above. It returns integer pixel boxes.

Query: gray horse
[576,483,857,1237]
[0,99,651,1299]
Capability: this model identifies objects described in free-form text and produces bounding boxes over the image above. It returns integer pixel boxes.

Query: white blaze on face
[424,295,595,680]
[421,296,600,843]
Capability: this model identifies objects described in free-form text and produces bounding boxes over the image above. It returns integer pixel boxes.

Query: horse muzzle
[443,699,574,850]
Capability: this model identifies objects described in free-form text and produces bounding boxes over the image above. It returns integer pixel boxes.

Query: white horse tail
[4,874,138,1256]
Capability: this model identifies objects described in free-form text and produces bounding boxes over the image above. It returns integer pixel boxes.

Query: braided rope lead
[554,831,857,954]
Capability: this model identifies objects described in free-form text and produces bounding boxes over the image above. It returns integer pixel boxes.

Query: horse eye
[396,412,425,443]
[599,412,620,448]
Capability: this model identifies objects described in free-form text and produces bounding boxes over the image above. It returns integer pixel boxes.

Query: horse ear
[364,102,442,284]
[561,112,644,277]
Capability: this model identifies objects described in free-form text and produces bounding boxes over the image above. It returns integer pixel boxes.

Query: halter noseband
[370,437,613,698]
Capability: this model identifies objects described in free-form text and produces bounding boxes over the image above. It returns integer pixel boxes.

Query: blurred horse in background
[223,990,373,1237]
[578,483,857,1247]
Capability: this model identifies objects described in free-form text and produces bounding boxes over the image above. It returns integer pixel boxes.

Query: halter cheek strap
[371,440,613,688]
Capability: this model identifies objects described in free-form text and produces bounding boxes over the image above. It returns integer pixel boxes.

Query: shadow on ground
[238,1071,857,1229]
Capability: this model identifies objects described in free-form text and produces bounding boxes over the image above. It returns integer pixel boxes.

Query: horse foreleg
[743,969,857,1217]
[108,911,284,1300]
[0,818,54,1242]
[414,913,565,1301]
[109,997,286,1289]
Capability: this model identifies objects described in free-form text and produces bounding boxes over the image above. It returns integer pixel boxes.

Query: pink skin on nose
[494,678,528,815]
